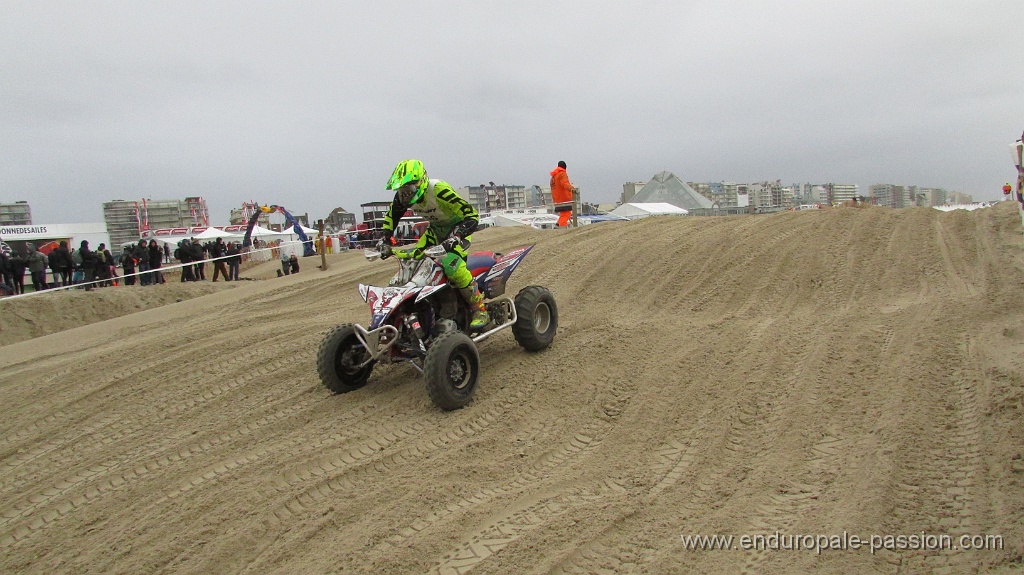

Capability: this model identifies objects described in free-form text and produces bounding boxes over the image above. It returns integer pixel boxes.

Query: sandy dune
[1,204,1022,574]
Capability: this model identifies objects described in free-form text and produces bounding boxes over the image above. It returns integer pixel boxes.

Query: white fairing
[388,256,446,288]
[365,253,449,329]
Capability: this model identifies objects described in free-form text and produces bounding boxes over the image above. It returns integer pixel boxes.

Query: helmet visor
[397,182,421,204]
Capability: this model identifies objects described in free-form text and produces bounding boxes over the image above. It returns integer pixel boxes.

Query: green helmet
[386,159,428,203]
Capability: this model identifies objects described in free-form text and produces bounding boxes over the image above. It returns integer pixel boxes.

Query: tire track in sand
[0,390,339,549]
[886,333,984,574]
[0,354,300,498]
[375,371,637,559]
[418,372,640,575]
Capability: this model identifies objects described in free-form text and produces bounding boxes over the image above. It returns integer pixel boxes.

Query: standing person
[0,251,14,295]
[325,234,333,255]
[94,244,110,286]
[79,240,97,291]
[47,246,61,287]
[0,249,14,294]
[121,248,137,285]
[175,239,195,282]
[71,246,83,285]
[26,244,49,291]
[134,239,151,285]
[163,242,171,264]
[148,240,164,284]
[377,159,490,329]
[55,240,73,287]
[280,246,292,276]
[210,237,230,281]
[8,249,27,294]
[226,241,241,280]
[550,160,574,227]
[191,239,206,280]
[99,243,116,286]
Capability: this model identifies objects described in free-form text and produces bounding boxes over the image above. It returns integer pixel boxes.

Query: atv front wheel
[512,286,558,351]
[317,323,375,393]
[424,331,480,410]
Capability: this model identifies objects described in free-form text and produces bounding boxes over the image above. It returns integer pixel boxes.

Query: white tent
[609,202,688,220]
[280,223,320,239]
[489,213,561,229]
[295,224,320,236]
[148,236,190,249]
[246,222,280,235]
[194,227,240,240]
[244,224,294,241]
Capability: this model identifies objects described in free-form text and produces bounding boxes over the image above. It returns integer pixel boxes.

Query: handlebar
[363,244,447,262]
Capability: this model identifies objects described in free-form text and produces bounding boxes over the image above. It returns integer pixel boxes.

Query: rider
[377,159,490,330]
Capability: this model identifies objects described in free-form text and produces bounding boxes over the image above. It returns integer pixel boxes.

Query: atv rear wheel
[512,286,558,352]
[317,323,375,393]
[424,331,480,411]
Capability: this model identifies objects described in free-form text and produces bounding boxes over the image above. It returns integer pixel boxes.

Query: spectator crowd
[0,236,246,295]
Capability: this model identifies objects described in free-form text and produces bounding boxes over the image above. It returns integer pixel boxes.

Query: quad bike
[317,243,557,410]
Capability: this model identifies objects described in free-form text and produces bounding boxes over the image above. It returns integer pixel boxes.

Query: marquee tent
[483,213,561,229]
[294,224,321,236]
[609,202,688,220]
[194,227,241,240]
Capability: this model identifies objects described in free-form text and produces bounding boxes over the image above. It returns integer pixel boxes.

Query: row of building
[623,178,973,212]
[2,174,976,248]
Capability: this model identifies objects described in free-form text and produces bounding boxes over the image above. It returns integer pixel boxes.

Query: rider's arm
[393,228,431,260]
[450,218,477,239]
[393,247,423,260]
[382,193,408,240]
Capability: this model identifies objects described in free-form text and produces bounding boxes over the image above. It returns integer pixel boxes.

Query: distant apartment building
[103,197,210,248]
[905,186,952,207]
[879,184,965,208]
[0,201,32,226]
[789,183,829,205]
[325,207,357,232]
[720,182,740,207]
[825,183,859,205]
[947,191,974,204]
[869,184,910,208]
[463,184,528,214]
[688,182,716,204]
[621,181,646,204]
[739,181,788,209]
[682,182,738,207]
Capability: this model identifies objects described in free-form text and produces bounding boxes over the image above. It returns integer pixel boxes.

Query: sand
[0,204,1022,574]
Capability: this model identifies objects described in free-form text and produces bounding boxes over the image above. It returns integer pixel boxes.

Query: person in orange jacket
[550,160,574,227]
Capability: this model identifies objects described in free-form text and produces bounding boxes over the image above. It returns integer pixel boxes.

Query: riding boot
[459,285,490,329]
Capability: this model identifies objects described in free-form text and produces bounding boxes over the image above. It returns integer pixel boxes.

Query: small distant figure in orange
[1003,182,1013,195]
[326,234,334,254]
[550,160,574,227]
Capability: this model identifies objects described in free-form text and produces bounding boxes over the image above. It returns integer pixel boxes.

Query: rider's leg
[439,239,489,329]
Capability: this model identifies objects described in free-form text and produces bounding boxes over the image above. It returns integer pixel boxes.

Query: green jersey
[383,179,478,237]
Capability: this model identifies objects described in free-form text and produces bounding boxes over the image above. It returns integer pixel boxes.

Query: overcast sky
[3,1,1022,225]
